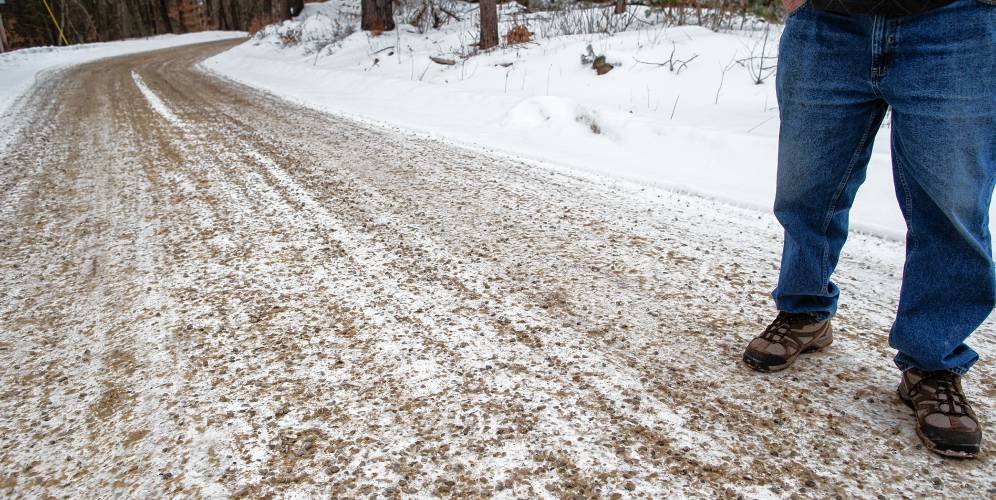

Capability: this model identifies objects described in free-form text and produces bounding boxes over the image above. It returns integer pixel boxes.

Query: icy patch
[131,71,185,128]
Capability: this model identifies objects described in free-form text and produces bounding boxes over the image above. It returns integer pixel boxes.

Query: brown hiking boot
[742,312,832,372]
[897,368,982,458]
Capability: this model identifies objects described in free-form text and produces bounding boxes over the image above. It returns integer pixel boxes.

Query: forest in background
[0,0,783,51]
[0,0,306,49]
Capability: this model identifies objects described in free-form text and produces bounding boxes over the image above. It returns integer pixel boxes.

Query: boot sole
[897,390,980,459]
[742,326,833,373]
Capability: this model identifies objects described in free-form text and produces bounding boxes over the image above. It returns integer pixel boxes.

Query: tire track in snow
[130,53,722,493]
[1,39,993,498]
[131,70,186,129]
[134,42,996,496]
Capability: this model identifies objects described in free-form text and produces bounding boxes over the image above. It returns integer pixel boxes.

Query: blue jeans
[772,0,995,374]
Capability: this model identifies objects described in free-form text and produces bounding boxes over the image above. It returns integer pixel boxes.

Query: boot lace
[914,371,970,417]
[760,311,813,342]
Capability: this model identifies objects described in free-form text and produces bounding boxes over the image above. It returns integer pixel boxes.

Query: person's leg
[745,6,887,372]
[880,0,995,375]
[771,5,888,319]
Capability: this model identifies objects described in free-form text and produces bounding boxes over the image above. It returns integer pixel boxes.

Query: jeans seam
[821,240,830,291]
[820,107,881,235]
[892,140,918,250]
[818,104,883,286]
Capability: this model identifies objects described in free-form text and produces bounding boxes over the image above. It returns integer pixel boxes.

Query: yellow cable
[41,0,70,46]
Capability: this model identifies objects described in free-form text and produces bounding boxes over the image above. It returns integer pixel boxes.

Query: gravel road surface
[1,39,993,498]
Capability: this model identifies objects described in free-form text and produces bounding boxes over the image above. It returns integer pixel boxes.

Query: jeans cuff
[807,311,833,322]
[777,309,834,322]
[894,354,972,376]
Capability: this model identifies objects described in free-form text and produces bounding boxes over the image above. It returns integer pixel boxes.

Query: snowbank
[202,2,988,241]
[0,31,246,119]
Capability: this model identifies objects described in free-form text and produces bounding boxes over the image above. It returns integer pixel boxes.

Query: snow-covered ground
[0,31,245,120]
[1,41,992,495]
[202,0,996,242]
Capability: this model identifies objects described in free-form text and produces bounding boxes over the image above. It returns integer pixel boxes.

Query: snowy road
[1,40,993,497]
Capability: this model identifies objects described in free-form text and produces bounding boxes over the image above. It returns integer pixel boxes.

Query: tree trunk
[361,0,394,32]
[478,0,498,51]
[177,0,188,33]
[0,14,7,53]
[219,0,233,30]
[230,0,242,30]
[139,0,156,35]
[0,0,300,49]
[158,0,173,32]
[614,0,626,15]
[288,0,304,17]
[60,0,67,42]
[204,0,218,29]
[274,0,302,19]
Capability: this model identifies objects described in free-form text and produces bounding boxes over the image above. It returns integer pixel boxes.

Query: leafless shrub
[515,6,641,39]
[505,24,532,45]
[633,42,698,74]
[280,30,301,45]
[736,24,776,84]
[516,1,772,37]
[634,0,776,31]
[447,1,775,61]
[715,55,738,103]
[255,12,358,54]
[398,0,465,33]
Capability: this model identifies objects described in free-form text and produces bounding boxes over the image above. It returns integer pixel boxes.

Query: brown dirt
[0,39,993,498]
